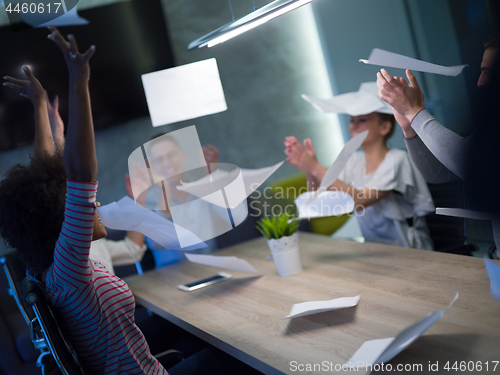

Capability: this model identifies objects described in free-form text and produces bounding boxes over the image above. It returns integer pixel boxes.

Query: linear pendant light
[188,0,313,50]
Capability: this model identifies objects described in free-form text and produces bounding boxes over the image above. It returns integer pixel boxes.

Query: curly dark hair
[0,149,67,274]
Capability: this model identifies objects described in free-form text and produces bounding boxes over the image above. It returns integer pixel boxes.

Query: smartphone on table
[177,272,232,292]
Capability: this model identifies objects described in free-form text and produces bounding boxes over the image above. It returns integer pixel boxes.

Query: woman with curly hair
[0,26,257,375]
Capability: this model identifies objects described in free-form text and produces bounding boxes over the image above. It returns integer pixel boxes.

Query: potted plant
[256,213,302,276]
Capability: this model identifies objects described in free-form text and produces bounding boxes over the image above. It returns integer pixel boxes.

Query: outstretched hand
[47,26,95,83]
[377,69,425,123]
[284,136,319,172]
[3,65,45,105]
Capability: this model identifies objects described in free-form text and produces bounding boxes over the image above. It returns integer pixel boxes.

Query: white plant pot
[267,232,302,276]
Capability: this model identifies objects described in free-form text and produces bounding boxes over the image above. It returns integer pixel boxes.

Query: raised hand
[48,26,97,182]
[284,136,319,172]
[3,66,56,155]
[46,92,65,147]
[47,26,95,83]
[3,65,45,105]
[126,162,151,207]
[377,69,425,123]
[202,144,218,173]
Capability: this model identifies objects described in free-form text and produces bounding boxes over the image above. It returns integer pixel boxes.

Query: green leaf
[255,212,299,240]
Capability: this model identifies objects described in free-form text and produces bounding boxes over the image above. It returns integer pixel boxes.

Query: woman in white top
[285,111,435,250]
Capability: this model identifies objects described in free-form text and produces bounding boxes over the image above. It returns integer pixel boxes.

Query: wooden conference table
[125,233,500,374]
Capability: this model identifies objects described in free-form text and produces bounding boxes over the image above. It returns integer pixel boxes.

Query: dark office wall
[0,0,343,255]
[0,0,496,254]
[312,0,472,144]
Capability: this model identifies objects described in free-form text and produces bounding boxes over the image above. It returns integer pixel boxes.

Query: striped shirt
[43,180,167,375]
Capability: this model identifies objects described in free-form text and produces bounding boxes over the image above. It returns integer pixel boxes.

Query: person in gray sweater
[376,34,500,254]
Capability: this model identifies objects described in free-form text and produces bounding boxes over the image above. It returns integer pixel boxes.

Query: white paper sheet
[436,208,500,221]
[294,190,354,221]
[344,293,458,368]
[97,196,207,250]
[485,259,500,303]
[21,6,89,27]
[302,82,393,116]
[360,48,468,76]
[285,295,360,319]
[185,253,261,274]
[306,130,368,205]
[141,59,227,127]
[177,161,284,209]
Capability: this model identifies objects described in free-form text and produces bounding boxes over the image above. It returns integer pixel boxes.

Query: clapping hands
[377,69,425,123]
[284,136,319,172]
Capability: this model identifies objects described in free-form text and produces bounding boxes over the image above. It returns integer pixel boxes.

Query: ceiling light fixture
[188,0,313,50]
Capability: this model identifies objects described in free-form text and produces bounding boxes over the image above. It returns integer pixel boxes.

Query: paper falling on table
[177,161,284,209]
[302,82,393,116]
[294,190,354,221]
[485,259,500,303]
[306,130,368,205]
[344,292,458,368]
[97,196,206,250]
[141,58,227,127]
[285,295,360,319]
[360,48,468,76]
[436,208,500,221]
[185,253,261,274]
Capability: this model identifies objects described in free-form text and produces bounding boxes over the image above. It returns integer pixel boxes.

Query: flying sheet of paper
[21,6,89,27]
[177,161,284,209]
[294,191,354,221]
[436,208,500,221]
[344,293,458,368]
[360,48,468,76]
[485,259,500,303]
[185,253,261,274]
[285,295,360,319]
[97,196,206,250]
[306,130,368,205]
[141,58,227,127]
[302,82,393,116]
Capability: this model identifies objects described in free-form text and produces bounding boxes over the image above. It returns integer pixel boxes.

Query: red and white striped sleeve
[49,180,98,290]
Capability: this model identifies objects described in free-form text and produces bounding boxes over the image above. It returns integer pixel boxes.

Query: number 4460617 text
[5,3,62,14]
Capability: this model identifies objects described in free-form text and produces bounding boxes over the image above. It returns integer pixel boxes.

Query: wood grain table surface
[124,232,500,374]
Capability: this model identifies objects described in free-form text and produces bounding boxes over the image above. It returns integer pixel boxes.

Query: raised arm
[202,144,218,173]
[329,179,391,209]
[284,136,389,207]
[46,92,65,148]
[124,172,146,248]
[47,26,96,182]
[3,67,55,156]
[378,69,468,180]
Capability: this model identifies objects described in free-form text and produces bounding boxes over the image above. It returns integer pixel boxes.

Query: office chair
[22,276,185,375]
[269,173,350,235]
[22,277,84,375]
[426,180,477,256]
[0,251,51,375]
[489,244,498,260]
